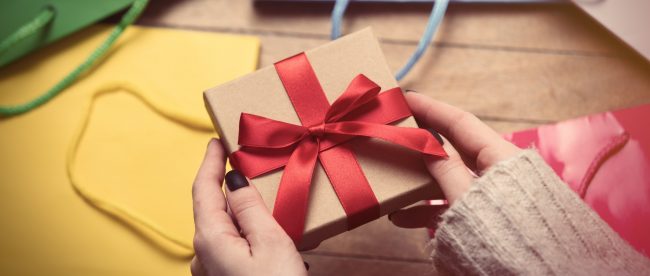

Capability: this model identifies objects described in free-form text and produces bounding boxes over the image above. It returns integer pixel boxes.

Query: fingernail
[225,170,249,191]
[427,129,444,146]
[207,137,218,148]
[404,89,417,93]
[304,262,310,270]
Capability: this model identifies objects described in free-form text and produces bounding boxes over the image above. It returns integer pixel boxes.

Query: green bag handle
[0,0,148,117]
[0,5,56,56]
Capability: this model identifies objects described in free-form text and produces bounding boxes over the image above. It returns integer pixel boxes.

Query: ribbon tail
[324,121,448,157]
[272,138,320,245]
[230,147,294,178]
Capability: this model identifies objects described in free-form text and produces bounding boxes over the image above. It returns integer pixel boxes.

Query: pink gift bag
[504,104,650,257]
[428,104,650,257]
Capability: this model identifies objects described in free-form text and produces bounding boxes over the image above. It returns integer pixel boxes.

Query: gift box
[203,28,446,249]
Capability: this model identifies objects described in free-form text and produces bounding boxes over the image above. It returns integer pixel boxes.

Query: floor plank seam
[477,115,554,124]
[302,251,432,264]
[136,22,618,58]
[433,41,615,58]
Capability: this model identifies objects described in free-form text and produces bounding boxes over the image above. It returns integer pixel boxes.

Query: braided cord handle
[0,5,56,55]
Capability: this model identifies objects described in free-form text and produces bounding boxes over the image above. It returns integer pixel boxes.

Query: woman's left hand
[190,139,307,276]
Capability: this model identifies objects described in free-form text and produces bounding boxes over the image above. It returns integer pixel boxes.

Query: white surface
[574,0,650,60]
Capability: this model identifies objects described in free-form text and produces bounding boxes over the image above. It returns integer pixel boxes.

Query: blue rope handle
[331,0,450,81]
[330,0,350,40]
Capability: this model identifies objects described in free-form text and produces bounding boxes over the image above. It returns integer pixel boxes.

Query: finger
[405,92,520,170]
[226,205,241,231]
[224,170,288,242]
[389,204,448,229]
[190,257,206,276]
[192,139,239,236]
[425,134,473,204]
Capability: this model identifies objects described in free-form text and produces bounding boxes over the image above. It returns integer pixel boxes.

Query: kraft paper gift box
[203,28,444,249]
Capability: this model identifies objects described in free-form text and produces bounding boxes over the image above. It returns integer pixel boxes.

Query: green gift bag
[0,0,147,116]
[0,0,137,67]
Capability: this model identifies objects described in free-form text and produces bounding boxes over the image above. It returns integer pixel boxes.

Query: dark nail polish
[304,262,310,270]
[225,170,249,191]
[427,129,444,146]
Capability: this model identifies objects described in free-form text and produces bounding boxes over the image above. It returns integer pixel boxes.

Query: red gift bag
[427,104,650,257]
[503,104,650,257]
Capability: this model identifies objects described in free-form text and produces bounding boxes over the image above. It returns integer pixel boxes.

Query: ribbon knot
[229,53,447,246]
[308,124,326,137]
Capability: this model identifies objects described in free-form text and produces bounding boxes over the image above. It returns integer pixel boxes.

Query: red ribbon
[230,53,447,244]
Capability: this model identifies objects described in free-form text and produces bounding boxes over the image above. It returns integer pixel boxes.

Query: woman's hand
[390,92,522,229]
[190,139,307,276]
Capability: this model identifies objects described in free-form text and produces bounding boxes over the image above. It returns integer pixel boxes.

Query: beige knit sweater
[432,150,650,275]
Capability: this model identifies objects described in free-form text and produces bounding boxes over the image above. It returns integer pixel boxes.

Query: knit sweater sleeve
[431,150,650,275]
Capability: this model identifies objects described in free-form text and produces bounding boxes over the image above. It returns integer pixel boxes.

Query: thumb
[388,203,448,229]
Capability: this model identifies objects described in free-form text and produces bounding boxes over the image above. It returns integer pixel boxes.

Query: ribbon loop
[326,74,381,123]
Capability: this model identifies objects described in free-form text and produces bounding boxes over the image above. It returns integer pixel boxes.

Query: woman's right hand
[390,92,522,228]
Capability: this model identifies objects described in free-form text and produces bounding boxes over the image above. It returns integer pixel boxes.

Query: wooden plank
[255,34,650,122]
[138,2,650,124]
[389,43,650,122]
[302,253,435,276]
[140,0,629,54]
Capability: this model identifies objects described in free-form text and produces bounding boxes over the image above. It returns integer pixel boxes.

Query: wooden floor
[139,1,650,275]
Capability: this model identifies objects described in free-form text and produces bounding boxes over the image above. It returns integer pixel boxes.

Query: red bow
[230,53,447,244]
